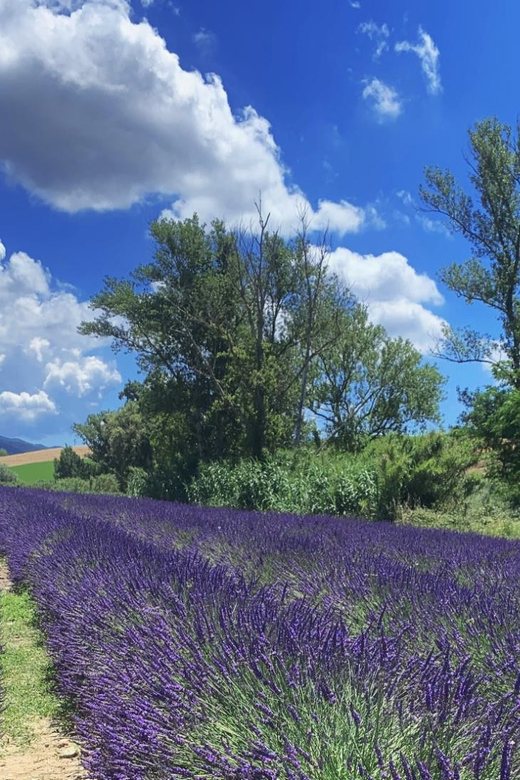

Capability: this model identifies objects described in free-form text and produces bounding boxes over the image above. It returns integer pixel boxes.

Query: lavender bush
[0,486,518,778]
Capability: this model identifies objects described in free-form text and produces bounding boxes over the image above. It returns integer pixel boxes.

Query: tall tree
[420,118,520,384]
[311,305,445,451]
[290,217,350,445]
[80,213,329,461]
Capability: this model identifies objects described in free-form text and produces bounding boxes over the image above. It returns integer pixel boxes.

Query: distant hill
[0,435,50,455]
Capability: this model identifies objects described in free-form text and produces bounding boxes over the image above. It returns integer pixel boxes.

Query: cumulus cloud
[0,241,121,430]
[358,20,390,60]
[0,0,378,236]
[328,247,446,352]
[362,78,402,121]
[0,390,57,422]
[28,337,51,362]
[395,27,442,95]
[44,355,121,396]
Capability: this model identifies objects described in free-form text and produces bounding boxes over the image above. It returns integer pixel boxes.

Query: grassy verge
[397,481,520,539]
[0,571,60,747]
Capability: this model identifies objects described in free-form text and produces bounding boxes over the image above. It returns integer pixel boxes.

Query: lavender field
[0,486,519,779]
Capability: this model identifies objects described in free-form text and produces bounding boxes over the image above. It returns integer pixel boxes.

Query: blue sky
[0,0,516,445]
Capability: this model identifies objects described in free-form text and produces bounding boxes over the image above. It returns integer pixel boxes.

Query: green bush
[0,464,18,485]
[188,433,479,521]
[189,453,379,518]
[397,479,520,538]
[126,464,189,502]
[359,432,479,518]
[35,473,121,495]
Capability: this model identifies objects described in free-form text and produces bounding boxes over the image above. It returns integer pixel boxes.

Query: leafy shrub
[188,433,478,521]
[126,465,189,502]
[189,453,379,519]
[54,445,98,480]
[360,432,479,518]
[0,464,18,485]
[397,480,520,539]
[35,473,121,495]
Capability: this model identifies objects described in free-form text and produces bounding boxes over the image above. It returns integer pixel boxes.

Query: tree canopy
[421,118,520,384]
[79,212,444,471]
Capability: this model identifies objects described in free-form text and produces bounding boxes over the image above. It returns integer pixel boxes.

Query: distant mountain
[0,435,49,455]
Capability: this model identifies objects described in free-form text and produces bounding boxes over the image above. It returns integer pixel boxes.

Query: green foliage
[461,382,520,504]
[361,431,479,518]
[54,445,96,480]
[0,464,18,485]
[73,402,153,489]
[0,448,7,457]
[421,118,520,376]
[398,480,520,539]
[36,473,121,495]
[126,465,189,502]
[79,213,444,469]
[189,433,478,521]
[189,453,379,518]
[312,306,445,450]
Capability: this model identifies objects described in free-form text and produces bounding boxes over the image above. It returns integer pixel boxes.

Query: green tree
[0,448,7,457]
[54,445,90,480]
[80,212,349,461]
[311,305,445,451]
[420,118,520,381]
[460,380,520,503]
[73,402,153,489]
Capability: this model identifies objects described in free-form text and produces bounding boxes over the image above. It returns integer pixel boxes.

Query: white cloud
[0,240,5,261]
[362,78,402,121]
[350,1,361,7]
[0,241,121,430]
[0,0,378,236]
[192,27,216,54]
[28,337,51,362]
[0,353,5,367]
[0,390,57,421]
[328,247,446,352]
[358,20,389,59]
[396,190,451,236]
[44,355,121,396]
[141,0,154,7]
[395,27,442,95]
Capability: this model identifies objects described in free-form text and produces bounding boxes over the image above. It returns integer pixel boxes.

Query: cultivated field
[0,446,90,468]
[0,487,518,779]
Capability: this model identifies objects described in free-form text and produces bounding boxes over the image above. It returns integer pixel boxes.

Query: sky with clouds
[0,0,516,444]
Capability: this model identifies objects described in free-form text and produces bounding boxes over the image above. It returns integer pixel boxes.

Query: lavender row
[0,486,518,778]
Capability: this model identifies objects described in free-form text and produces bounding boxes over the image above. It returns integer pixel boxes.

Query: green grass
[0,577,60,746]
[9,460,55,485]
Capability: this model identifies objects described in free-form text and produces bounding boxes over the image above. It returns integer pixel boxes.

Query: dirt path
[0,447,90,468]
[0,560,87,780]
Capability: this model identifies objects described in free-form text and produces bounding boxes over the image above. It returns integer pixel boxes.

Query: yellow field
[0,446,91,467]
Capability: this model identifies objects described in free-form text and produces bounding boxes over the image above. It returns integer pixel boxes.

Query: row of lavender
[0,486,519,778]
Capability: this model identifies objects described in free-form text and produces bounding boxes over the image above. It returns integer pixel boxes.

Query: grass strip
[0,568,60,748]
